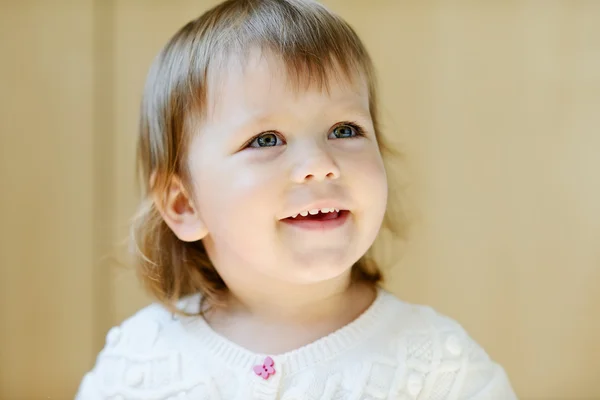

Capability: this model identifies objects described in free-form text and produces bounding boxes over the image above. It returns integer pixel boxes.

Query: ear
[153,174,208,242]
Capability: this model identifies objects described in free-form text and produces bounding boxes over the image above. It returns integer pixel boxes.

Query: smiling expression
[186,48,388,285]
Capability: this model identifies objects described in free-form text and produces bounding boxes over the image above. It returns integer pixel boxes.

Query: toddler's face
[187,49,387,285]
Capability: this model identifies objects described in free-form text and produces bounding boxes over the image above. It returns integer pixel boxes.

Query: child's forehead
[204,47,369,118]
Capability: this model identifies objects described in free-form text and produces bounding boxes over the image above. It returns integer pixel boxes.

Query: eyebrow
[247,107,371,129]
[336,107,372,123]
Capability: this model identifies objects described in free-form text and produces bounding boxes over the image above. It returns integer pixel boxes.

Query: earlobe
[153,175,208,242]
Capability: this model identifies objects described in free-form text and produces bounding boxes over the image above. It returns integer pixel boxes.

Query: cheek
[345,150,388,200]
[348,152,388,242]
[200,164,284,267]
[194,162,281,233]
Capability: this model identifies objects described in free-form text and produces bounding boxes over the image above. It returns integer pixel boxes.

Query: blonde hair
[132,0,405,315]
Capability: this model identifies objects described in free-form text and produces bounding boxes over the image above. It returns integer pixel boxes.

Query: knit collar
[179,286,394,376]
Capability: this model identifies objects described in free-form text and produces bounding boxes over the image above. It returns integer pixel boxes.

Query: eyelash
[246,122,366,149]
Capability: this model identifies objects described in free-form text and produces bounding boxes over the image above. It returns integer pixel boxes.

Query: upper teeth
[292,208,339,218]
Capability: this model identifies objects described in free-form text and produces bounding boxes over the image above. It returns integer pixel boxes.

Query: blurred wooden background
[1,1,599,399]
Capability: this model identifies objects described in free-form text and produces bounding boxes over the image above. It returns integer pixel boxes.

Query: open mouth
[281,209,351,230]
[285,208,346,221]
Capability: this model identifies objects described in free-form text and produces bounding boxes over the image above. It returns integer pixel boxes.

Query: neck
[219,272,373,326]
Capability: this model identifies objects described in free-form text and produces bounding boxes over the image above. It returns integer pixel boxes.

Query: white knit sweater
[76,287,517,399]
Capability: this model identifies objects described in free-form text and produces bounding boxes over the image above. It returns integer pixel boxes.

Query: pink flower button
[253,356,276,380]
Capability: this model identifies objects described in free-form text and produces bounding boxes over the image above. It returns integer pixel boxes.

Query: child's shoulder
[377,289,516,398]
[382,288,472,333]
[382,289,491,364]
[76,296,201,399]
[103,293,202,350]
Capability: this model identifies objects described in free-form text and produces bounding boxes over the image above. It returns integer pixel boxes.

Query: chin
[282,252,358,284]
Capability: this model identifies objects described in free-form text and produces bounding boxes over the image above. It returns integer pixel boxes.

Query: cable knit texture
[76,287,517,399]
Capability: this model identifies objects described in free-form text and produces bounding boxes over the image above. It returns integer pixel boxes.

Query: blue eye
[248,132,283,148]
[246,122,366,149]
[330,123,365,139]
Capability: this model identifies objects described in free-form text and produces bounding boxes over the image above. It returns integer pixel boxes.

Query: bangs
[220,0,370,94]
[159,0,375,120]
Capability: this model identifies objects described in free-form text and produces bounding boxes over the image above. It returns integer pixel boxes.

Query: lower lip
[281,210,350,231]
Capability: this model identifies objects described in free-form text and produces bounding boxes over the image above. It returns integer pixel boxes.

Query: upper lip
[280,200,350,219]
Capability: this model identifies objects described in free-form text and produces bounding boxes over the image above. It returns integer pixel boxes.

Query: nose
[291,144,341,183]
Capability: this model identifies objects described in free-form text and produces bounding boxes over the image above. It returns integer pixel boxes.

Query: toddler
[77,0,517,398]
